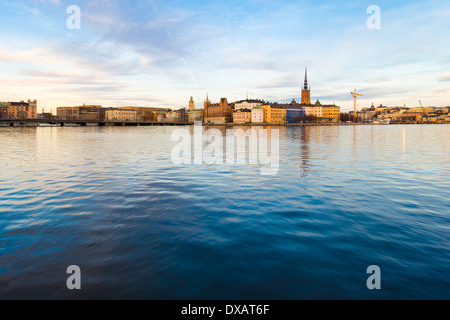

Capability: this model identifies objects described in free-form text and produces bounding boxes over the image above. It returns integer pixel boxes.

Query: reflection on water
[0,125,449,299]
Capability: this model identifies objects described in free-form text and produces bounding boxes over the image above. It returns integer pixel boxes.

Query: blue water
[0,125,449,299]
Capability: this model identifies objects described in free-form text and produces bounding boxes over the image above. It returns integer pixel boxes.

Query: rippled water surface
[0,125,449,299]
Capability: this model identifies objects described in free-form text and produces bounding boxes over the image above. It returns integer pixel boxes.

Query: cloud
[439,74,450,82]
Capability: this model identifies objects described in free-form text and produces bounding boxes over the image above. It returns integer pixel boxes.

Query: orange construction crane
[351,89,364,122]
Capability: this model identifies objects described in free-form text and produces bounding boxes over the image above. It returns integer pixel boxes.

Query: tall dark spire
[304,67,309,91]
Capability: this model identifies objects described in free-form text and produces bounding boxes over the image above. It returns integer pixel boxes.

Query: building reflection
[299,126,311,178]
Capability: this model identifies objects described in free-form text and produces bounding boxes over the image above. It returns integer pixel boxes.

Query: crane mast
[351,89,364,122]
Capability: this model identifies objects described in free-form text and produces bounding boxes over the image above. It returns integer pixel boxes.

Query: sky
[0,0,449,112]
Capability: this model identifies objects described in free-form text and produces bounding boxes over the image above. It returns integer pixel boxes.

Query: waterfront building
[359,103,377,121]
[261,104,287,123]
[233,108,252,124]
[251,106,264,123]
[121,107,172,122]
[7,100,37,119]
[310,100,324,118]
[286,108,306,123]
[57,105,102,120]
[57,106,79,120]
[105,108,137,121]
[79,106,102,121]
[322,104,341,121]
[302,105,314,117]
[204,96,233,124]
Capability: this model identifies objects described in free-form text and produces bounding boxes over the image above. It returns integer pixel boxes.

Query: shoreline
[0,120,447,128]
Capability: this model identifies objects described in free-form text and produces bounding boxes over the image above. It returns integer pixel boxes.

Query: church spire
[304,67,309,91]
[301,66,311,105]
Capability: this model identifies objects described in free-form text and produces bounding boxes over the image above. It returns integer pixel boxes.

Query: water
[0,125,449,299]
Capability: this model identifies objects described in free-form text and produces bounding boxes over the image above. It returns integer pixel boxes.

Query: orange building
[7,100,37,119]
[204,96,233,124]
[57,105,102,120]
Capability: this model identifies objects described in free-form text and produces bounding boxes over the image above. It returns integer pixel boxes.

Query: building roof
[107,108,137,112]
[8,102,29,106]
[234,99,265,104]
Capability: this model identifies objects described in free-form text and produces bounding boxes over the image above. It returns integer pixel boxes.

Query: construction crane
[418,100,430,123]
[351,89,364,122]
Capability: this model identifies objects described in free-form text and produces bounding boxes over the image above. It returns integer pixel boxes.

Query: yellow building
[121,106,172,122]
[261,104,286,124]
[322,104,341,120]
[105,109,137,121]
[409,107,435,114]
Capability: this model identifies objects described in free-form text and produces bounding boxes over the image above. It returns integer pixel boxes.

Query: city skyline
[1,0,450,112]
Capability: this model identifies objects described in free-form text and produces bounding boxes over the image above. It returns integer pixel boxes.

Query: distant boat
[39,123,60,127]
[373,118,391,125]
[0,123,7,127]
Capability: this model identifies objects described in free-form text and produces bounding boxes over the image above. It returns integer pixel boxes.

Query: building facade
[7,100,37,119]
[233,109,252,124]
[234,99,264,111]
[204,96,233,123]
[322,104,341,121]
[262,104,287,123]
[251,106,264,123]
[57,107,79,120]
[79,106,102,121]
[286,108,306,123]
[303,100,323,118]
[105,109,137,121]
[57,105,102,120]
